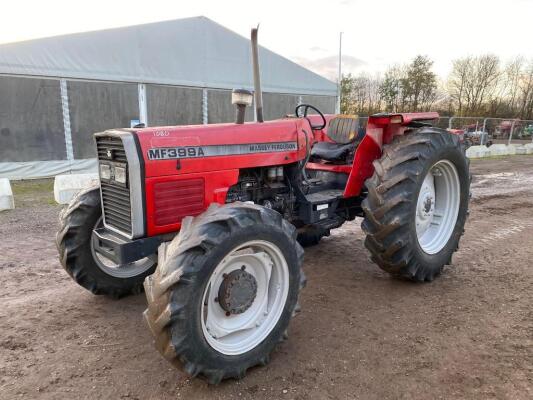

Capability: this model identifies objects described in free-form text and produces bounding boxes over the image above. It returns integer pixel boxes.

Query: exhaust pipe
[251,26,264,123]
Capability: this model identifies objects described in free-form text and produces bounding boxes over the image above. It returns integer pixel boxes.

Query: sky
[1,0,532,81]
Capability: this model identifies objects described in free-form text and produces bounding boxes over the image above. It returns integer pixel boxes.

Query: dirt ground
[1,156,532,400]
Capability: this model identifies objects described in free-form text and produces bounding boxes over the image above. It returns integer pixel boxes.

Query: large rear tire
[362,128,470,281]
[56,186,156,297]
[143,202,305,384]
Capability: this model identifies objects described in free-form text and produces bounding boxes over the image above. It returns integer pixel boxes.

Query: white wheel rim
[416,160,461,254]
[201,240,289,356]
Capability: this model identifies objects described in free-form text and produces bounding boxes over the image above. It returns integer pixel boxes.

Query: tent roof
[0,17,336,96]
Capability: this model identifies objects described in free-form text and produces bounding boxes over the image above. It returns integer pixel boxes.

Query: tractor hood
[130,119,310,178]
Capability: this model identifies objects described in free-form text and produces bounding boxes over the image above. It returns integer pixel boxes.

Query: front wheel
[362,128,470,281]
[143,203,305,384]
[56,186,156,297]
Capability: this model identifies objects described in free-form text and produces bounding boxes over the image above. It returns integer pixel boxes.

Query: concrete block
[507,144,518,155]
[522,145,533,155]
[515,146,528,155]
[524,143,533,150]
[54,173,99,204]
[0,178,15,211]
[489,144,509,156]
[466,145,491,158]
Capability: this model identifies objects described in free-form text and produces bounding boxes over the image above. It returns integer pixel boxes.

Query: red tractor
[57,29,470,384]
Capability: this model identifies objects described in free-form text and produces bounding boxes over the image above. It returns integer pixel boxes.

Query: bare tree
[505,57,525,112]
[341,54,531,120]
[517,60,533,120]
[448,58,471,115]
[448,55,503,115]
[341,73,383,115]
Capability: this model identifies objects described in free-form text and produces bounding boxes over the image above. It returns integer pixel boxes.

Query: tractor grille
[95,136,132,235]
[96,136,127,163]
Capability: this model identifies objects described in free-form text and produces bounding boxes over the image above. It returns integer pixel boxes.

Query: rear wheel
[362,128,470,281]
[56,186,156,297]
[143,202,305,384]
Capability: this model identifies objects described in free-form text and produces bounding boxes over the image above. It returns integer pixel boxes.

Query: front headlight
[114,166,127,184]
[100,164,111,180]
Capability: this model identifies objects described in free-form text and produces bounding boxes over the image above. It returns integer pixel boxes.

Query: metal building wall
[68,80,139,159]
[0,76,65,162]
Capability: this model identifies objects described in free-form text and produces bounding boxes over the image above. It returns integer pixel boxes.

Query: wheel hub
[416,174,436,235]
[218,269,258,315]
[420,193,434,217]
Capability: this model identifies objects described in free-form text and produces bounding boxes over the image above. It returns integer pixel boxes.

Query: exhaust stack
[251,26,264,123]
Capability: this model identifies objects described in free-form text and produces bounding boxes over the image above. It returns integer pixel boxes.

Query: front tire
[362,128,470,281]
[56,186,156,297]
[143,202,305,384]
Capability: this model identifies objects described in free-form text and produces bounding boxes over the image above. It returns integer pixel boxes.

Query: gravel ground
[1,156,532,400]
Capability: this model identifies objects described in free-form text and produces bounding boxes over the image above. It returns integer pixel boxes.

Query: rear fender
[343,112,439,197]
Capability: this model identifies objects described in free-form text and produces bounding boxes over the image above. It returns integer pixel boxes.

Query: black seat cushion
[310,141,355,162]
[310,116,364,162]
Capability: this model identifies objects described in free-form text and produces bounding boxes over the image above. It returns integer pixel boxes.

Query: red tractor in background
[57,28,470,384]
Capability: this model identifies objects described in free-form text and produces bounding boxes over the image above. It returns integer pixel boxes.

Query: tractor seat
[310,116,363,163]
[310,141,355,161]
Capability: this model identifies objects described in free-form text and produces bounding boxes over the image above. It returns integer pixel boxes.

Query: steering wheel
[294,104,327,130]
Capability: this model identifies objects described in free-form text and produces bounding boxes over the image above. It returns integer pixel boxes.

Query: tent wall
[147,84,203,126]
[68,80,139,159]
[0,74,337,179]
[207,89,255,124]
[0,76,65,162]
[263,93,300,121]
[301,95,336,114]
[207,90,336,123]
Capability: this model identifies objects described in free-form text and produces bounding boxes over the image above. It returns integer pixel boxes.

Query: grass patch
[11,179,56,207]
